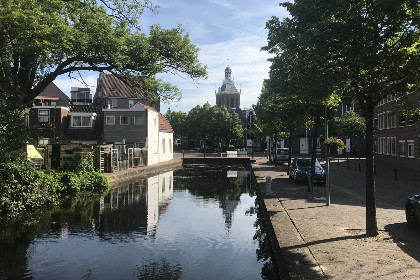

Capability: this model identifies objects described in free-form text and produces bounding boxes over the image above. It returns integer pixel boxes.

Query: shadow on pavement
[385,222,420,262]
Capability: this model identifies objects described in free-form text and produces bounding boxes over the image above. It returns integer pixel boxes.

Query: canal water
[0,164,280,280]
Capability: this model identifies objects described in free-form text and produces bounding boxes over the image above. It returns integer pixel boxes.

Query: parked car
[289,158,326,184]
[200,145,214,153]
[273,148,289,164]
[405,194,420,227]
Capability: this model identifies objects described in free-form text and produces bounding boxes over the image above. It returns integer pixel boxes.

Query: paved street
[252,156,420,279]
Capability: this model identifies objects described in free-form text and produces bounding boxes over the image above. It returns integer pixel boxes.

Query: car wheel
[406,205,419,228]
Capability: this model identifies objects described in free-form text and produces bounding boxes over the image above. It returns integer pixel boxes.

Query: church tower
[215,66,241,112]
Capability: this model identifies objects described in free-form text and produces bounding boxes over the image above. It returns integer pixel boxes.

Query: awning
[34,96,59,100]
[27,145,43,159]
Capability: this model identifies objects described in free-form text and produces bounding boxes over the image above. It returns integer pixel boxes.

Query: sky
[53,0,289,113]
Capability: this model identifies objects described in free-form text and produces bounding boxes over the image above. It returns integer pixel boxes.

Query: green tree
[165,109,188,141]
[331,111,366,139]
[0,0,207,152]
[270,0,419,236]
[185,104,243,148]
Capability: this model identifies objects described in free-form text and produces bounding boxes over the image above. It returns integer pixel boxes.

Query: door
[300,138,309,154]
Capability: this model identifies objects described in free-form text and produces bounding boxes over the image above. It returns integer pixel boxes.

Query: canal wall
[105,157,183,186]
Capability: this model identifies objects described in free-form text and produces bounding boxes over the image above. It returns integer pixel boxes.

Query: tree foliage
[165,104,243,148]
[263,0,419,236]
[0,0,207,109]
[331,111,366,139]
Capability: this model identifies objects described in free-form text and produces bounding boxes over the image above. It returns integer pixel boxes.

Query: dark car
[405,194,420,227]
[273,148,289,164]
[289,158,326,184]
[200,145,214,153]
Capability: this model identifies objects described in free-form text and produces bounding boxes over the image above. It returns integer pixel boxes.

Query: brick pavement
[252,156,420,280]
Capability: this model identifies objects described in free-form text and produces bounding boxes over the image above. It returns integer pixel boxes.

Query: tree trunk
[287,133,293,175]
[365,103,378,237]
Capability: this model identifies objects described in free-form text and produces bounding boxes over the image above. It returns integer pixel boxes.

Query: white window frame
[38,138,49,146]
[106,115,115,125]
[120,116,129,125]
[38,109,50,123]
[407,140,415,158]
[71,115,92,127]
[399,140,406,157]
[111,99,118,108]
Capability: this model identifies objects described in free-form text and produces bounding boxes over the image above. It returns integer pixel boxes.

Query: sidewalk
[252,156,420,280]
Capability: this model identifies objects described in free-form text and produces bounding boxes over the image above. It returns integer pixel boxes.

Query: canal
[0,164,280,279]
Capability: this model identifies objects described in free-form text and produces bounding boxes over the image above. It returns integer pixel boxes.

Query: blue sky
[54,0,289,113]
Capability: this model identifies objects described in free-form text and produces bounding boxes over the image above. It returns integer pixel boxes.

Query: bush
[0,151,109,223]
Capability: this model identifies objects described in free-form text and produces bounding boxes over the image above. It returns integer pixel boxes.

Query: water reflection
[0,166,280,280]
[99,171,174,238]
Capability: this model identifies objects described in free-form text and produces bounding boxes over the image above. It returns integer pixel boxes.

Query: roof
[137,102,173,132]
[60,105,104,143]
[159,112,173,132]
[97,73,145,98]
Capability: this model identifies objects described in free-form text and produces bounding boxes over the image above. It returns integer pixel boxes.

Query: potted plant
[323,137,346,152]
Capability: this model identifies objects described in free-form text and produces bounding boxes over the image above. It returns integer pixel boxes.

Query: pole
[325,106,330,206]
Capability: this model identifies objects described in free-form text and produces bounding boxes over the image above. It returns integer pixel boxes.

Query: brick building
[374,92,420,170]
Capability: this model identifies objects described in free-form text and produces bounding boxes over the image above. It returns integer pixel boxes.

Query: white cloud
[54,72,98,96]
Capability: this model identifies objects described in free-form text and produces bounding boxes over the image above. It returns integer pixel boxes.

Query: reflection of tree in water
[253,201,282,280]
[174,165,246,230]
[0,222,40,279]
[0,195,102,280]
[136,258,182,280]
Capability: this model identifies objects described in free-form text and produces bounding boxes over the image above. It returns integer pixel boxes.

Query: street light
[325,106,330,206]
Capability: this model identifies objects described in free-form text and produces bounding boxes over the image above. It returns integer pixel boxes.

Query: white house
[103,102,173,166]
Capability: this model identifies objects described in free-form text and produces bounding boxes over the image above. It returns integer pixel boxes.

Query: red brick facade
[374,93,420,170]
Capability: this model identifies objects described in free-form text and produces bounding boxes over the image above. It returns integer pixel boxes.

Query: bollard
[337,158,340,166]
[374,165,377,176]
[394,169,398,181]
[266,175,272,195]
[359,163,361,172]
[182,150,185,158]
[347,157,349,169]
[204,151,206,158]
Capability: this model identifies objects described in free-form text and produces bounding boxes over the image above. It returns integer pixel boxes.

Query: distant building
[94,73,160,112]
[70,87,92,104]
[28,82,70,147]
[374,92,420,170]
[215,66,241,112]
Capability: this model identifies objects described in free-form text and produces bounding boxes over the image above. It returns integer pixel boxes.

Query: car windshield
[297,159,311,167]
[278,149,288,155]
[297,159,322,168]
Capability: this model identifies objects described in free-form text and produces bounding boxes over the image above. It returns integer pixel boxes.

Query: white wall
[158,131,173,163]
[147,110,160,165]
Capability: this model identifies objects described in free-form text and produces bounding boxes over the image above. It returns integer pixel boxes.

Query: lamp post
[325,106,330,206]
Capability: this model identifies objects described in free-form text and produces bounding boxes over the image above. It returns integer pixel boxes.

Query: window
[387,138,392,155]
[154,118,157,126]
[162,139,166,154]
[129,100,134,108]
[408,140,415,158]
[391,138,396,156]
[38,138,49,146]
[399,141,406,157]
[169,139,172,153]
[72,116,91,127]
[106,116,115,125]
[120,116,129,125]
[111,99,118,108]
[134,115,144,125]
[399,115,406,127]
[392,115,397,128]
[38,109,50,123]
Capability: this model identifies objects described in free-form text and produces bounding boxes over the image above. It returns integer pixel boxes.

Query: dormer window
[70,113,96,127]
[110,87,116,92]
